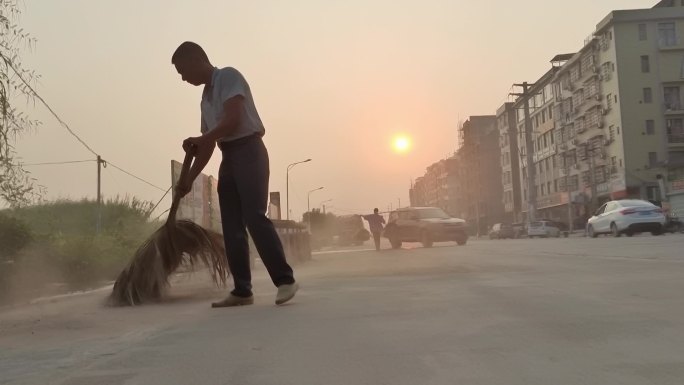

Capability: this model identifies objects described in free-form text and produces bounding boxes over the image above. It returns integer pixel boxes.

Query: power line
[3,56,99,157]
[4,55,171,206]
[146,186,172,218]
[23,159,95,166]
[107,161,166,192]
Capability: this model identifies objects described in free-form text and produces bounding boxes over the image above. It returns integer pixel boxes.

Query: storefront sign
[537,193,568,209]
[597,182,610,195]
[611,176,626,193]
[671,179,684,193]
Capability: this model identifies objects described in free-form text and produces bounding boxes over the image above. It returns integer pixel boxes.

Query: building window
[549,106,553,119]
[667,118,684,142]
[639,23,648,41]
[649,152,658,167]
[606,93,613,110]
[609,125,616,142]
[646,120,655,135]
[641,55,650,73]
[664,86,681,110]
[554,180,558,192]
[646,186,660,201]
[617,126,621,135]
[658,22,677,47]
[643,88,653,103]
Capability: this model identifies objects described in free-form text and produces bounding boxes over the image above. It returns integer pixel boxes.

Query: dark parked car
[383,207,468,249]
[489,223,515,239]
[511,222,527,238]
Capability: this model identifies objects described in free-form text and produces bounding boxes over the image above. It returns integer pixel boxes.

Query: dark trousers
[217,136,295,297]
[372,230,381,250]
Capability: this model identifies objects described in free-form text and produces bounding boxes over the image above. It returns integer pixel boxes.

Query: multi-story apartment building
[409,157,460,216]
[460,115,504,234]
[516,67,566,223]
[504,0,684,227]
[497,102,523,223]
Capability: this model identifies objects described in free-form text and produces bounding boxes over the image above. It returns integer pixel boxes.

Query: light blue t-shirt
[200,67,265,142]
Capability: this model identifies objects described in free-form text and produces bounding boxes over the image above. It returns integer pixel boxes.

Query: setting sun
[392,135,411,153]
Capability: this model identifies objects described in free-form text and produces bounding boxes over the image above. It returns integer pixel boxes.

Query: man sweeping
[172,41,298,307]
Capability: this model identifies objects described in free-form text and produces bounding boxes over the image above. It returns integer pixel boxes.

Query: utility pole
[563,153,573,233]
[96,155,105,234]
[587,142,598,213]
[512,82,537,225]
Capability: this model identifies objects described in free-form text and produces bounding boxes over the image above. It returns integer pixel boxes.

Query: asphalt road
[1,234,684,385]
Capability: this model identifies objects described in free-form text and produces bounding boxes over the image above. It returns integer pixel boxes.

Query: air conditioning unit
[597,121,604,128]
[604,139,613,146]
[602,107,610,115]
[572,138,580,145]
[595,94,602,101]
[573,164,580,170]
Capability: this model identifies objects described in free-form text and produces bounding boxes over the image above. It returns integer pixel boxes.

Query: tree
[0,1,41,207]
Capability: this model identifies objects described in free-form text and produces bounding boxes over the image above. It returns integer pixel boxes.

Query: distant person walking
[363,208,386,251]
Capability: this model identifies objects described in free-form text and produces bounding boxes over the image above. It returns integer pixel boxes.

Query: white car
[527,220,561,238]
[586,199,666,238]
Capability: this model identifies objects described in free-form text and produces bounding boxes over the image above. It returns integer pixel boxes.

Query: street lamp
[307,187,324,214]
[286,158,312,220]
[320,199,333,214]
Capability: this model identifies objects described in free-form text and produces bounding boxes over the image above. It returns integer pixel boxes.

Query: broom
[109,152,229,306]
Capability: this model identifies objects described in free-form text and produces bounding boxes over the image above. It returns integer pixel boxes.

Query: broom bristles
[109,219,229,306]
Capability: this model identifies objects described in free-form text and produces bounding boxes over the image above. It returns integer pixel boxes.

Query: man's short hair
[374,208,379,213]
[171,41,210,64]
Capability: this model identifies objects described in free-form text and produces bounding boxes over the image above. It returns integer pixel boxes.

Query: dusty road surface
[2,235,684,385]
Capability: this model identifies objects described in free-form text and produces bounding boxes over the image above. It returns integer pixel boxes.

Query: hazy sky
[15,0,655,219]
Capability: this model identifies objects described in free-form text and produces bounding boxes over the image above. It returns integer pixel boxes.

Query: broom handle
[168,151,195,223]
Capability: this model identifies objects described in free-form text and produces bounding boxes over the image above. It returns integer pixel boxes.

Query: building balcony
[665,103,684,115]
[659,37,684,51]
[668,133,684,145]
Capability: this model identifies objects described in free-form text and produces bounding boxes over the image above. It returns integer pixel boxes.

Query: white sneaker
[275,282,299,305]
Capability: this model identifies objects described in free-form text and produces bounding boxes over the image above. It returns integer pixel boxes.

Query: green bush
[0,212,32,262]
[0,197,161,300]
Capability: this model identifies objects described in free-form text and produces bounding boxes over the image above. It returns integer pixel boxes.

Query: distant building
[409,157,460,215]
[497,102,523,223]
[460,116,504,235]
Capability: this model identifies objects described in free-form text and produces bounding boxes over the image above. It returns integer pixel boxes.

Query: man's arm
[184,96,243,150]
[187,143,215,183]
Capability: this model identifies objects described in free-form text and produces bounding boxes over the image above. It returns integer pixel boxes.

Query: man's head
[374,208,379,214]
[172,41,213,86]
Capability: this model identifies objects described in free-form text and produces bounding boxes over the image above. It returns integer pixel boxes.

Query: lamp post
[286,158,311,220]
[306,187,324,232]
[320,199,333,213]
[307,187,324,215]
